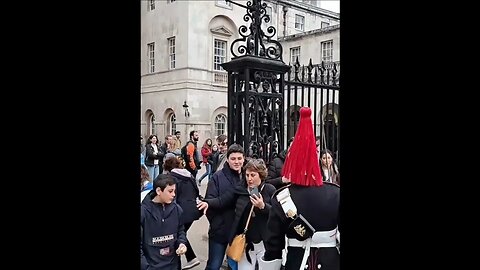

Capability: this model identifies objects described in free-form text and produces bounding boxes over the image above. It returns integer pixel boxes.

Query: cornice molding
[210,26,234,36]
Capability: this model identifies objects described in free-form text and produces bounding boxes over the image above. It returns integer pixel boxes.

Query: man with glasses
[208,134,228,173]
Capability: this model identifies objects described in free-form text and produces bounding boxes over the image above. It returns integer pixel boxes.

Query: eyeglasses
[220,142,227,146]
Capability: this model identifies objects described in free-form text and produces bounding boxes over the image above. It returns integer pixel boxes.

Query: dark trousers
[184,222,197,262]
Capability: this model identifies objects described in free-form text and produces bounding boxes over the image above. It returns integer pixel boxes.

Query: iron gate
[221,0,340,165]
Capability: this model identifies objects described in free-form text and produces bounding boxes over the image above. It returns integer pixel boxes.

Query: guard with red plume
[281,107,323,186]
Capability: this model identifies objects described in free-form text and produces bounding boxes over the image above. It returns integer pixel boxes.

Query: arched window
[150,114,155,135]
[170,113,176,135]
[214,114,227,136]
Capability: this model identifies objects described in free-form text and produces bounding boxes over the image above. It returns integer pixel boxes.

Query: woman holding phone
[232,158,276,270]
[197,158,276,270]
[225,159,278,269]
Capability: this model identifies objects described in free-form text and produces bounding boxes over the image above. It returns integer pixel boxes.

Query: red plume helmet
[281,107,323,186]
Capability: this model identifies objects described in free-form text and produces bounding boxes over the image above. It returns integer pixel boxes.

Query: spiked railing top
[227,0,283,61]
[288,58,340,86]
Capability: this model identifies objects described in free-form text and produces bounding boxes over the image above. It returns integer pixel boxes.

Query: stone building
[140,0,339,144]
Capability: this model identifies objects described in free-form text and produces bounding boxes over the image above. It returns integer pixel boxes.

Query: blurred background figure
[319,149,340,186]
[145,135,164,180]
[198,138,213,186]
[140,165,153,202]
[164,156,203,269]
[266,137,294,189]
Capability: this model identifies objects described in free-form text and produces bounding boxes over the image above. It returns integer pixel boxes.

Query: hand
[250,193,265,209]
[176,243,187,255]
[197,201,209,215]
[281,176,290,184]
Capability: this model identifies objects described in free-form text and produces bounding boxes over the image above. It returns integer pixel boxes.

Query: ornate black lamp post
[221,0,290,162]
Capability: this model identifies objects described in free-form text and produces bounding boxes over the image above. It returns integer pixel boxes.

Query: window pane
[214,114,227,135]
[214,39,226,71]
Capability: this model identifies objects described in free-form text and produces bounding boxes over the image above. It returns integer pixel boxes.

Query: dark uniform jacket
[264,182,340,270]
[141,191,187,270]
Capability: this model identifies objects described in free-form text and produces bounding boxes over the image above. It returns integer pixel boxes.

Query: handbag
[226,204,255,262]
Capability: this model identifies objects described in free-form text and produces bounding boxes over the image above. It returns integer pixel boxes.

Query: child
[141,174,188,270]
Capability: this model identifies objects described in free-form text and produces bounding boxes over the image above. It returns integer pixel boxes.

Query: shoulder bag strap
[243,185,265,233]
[242,205,255,234]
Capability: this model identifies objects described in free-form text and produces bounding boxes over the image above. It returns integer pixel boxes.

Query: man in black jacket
[259,107,340,270]
[197,144,245,270]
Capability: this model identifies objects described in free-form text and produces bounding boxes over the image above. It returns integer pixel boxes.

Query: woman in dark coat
[230,158,276,270]
[163,156,203,269]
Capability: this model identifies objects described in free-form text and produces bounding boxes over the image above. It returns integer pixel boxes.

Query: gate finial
[228,0,283,60]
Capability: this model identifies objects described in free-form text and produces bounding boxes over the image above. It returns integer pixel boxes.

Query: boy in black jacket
[141,174,188,270]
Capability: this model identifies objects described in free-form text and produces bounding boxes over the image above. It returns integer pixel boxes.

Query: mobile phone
[250,186,260,197]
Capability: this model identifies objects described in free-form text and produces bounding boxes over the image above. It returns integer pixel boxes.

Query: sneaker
[182,258,200,270]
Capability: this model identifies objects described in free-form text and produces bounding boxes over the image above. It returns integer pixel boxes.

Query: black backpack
[181,143,188,163]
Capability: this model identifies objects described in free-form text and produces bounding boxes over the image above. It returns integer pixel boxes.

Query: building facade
[140,0,340,144]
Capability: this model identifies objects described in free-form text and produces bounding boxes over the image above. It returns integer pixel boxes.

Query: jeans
[147,164,160,180]
[205,239,228,270]
[227,257,238,270]
[198,163,211,184]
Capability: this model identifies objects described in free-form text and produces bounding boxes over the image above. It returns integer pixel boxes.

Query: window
[321,40,333,63]
[295,14,304,31]
[290,47,300,64]
[147,42,155,73]
[148,0,155,11]
[321,22,330,28]
[168,37,176,69]
[214,39,227,71]
[169,113,176,135]
[214,114,227,136]
[216,0,232,9]
[150,114,155,135]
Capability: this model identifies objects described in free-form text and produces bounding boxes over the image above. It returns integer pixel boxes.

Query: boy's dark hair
[153,174,176,192]
[175,131,181,135]
[227,143,245,158]
[189,130,196,139]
